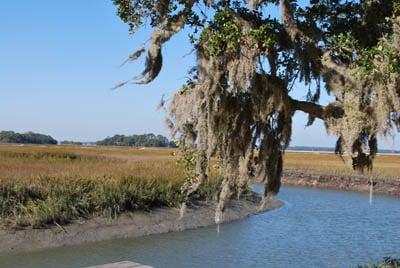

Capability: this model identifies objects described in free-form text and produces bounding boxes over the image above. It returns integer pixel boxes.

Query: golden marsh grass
[0,144,218,228]
[284,152,400,179]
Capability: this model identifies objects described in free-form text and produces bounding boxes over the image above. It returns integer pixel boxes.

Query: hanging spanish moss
[113,0,400,223]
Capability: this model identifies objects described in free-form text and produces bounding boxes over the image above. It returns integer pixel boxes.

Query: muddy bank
[0,195,282,254]
[282,170,400,196]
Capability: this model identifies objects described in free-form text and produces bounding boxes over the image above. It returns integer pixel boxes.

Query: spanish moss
[114,0,400,223]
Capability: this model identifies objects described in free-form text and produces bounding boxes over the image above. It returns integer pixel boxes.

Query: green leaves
[249,23,276,51]
[200,8,241,56]
[328,32,359,63]
[328,28,400,78]
[356,39,400,77]
[112,0,169,34]
[394,2,400,17]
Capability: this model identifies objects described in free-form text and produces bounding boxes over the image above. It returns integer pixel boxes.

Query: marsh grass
[0,145,220,228]
[0,175,220,228]
[284,152,400,179]
[0,144,398,228]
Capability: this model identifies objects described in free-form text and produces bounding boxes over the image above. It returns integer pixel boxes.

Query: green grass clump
[0,175,220,229]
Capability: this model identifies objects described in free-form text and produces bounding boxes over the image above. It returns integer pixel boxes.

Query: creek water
[0,185,399,268]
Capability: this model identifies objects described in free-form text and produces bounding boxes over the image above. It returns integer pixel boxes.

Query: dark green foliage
[200,8,242,56]
[112,0,173,34]
[0,131,57,145]
[96,133,175,147]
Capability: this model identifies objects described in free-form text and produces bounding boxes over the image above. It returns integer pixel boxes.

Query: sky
[0,1,398,149]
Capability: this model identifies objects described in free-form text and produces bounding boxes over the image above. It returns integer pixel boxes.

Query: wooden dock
[86,261,153,268]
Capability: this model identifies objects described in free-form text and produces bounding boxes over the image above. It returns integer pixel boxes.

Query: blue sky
[0,1,398,149]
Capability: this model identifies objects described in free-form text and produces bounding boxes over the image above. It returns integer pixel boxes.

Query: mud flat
[0,195,282,254]
[282,170,400,196]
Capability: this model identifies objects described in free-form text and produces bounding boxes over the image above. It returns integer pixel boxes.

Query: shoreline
[2,169,398,255]
[282,170,400,197]
[0,195,283,255]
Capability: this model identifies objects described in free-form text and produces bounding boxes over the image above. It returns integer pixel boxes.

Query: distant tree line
[96,133,176,147]
[0,131,57,145]
[0,130,176,148]
[60,141,83,145]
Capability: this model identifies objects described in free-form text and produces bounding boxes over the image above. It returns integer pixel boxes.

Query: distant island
[0,131,57,145]
[96,133,176,147]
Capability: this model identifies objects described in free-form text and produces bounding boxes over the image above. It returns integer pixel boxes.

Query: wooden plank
[86,261,153,268]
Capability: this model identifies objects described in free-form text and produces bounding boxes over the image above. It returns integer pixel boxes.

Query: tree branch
[256,73,344,121]
[280,0,316,46]
[289,98,324,119]
[289,97,344,120]
[114,0,197,88]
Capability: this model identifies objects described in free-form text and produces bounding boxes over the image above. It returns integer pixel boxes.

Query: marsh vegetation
[0,145,220,228]
[0,144,398,229]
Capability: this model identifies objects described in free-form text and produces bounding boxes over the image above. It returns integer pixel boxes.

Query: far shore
[0,194,283,255]
[282,170,400,197]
